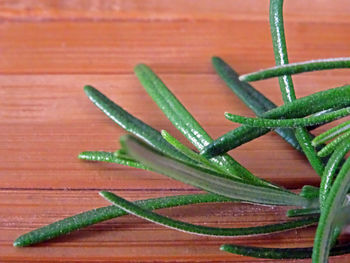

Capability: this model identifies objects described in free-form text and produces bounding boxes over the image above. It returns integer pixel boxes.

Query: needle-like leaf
[312,120,350,147]
[122,134,311,206]
[212,56,302,151]
[84,85,194,165]
[202,85,350,158]
[319,138,350,208]
[134,64,276,187]
[240,57,350,82]
[225,107,350,128]
[317,130,350,157]
[101,191,318,237]
[13,193,234,247]
[78,151,149,170]
[220,242,350,259]
[161,130,222,173]
[312,157,350,263]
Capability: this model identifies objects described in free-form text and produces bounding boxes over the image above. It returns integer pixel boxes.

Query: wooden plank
[1,0,350,262]
[1,0,350,23]
[0,189,323,262]
[1,20,350,74]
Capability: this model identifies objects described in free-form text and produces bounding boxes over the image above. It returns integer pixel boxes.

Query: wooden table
[1,1,350,262]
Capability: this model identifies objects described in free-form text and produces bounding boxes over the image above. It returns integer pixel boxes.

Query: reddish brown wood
[1,1,350,262]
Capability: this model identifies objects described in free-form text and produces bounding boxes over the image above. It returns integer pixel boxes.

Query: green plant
[14,1,350,262]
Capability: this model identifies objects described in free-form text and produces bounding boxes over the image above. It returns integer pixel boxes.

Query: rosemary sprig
[134,64,275,187]
[14,1,350,261]
[211,56,302,152]
[201,85,350,158]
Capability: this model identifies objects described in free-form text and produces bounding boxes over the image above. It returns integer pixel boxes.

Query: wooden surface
[1,1,350,262]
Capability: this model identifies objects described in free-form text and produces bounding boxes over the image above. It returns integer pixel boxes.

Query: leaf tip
[77,152,87,160]
[13,236,27,247]
[220,244,230,252]
[134,63,149,73]
[99,191,110,199]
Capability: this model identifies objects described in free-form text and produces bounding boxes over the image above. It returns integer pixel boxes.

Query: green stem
[269,0,296,102]
[269,0,324,177]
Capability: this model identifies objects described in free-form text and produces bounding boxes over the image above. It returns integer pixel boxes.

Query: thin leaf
[201,85,350,158]
[212,56,302,151]
[240,57,350,82]
[220,242,350,259]
[13,193,233,247]
[122,134,311,206]
[84,85,194,164]
[225,107,350,128]
[312,157,350,263]
[312,120,350,147]
[319,138,350,208]
[101,191,318,237]
[299,185,319,199]
[317,130,350,157]
[78,151,149,170]
[287,208,320,218]
[161,130,222,173]
[134,64,276,187]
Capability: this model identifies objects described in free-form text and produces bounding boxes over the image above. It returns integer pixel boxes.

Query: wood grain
[1,1,350,262]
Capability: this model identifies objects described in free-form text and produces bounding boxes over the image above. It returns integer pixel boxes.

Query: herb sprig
[14,1,350,262]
